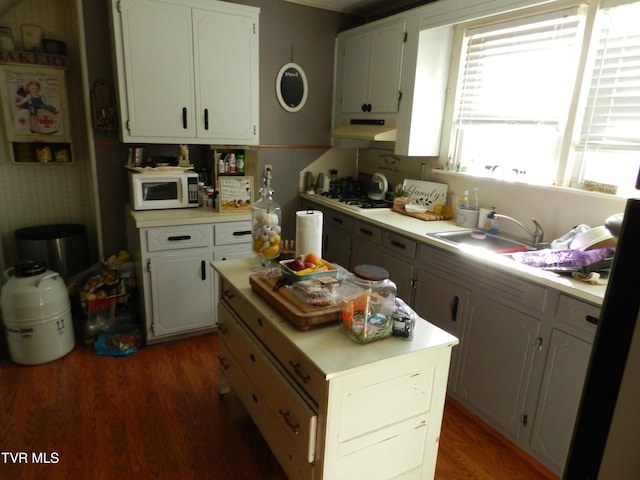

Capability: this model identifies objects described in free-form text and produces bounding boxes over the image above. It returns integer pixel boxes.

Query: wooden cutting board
[392,206,449,221]
[249,274,341,331]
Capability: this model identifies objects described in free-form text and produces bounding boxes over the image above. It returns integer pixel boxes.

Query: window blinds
[455,9,583,127]
[578,1,640,150]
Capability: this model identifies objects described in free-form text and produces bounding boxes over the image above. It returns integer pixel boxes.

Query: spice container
[340,265,396,344]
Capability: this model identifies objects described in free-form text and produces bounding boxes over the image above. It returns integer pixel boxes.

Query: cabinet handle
[204,108,209,130]
[331,216,343,225]
[289,360,311,384]
[216,322,228,335]
[223,289,234,300]
[390,240,406,250]
[168,235,191,241]
[201,260,206,280]
[359,228,373,236]
[182,107,187,129]
[450,296,459,322]
[279,409,300,434]
[360,103,372,112]
[586,315,599,325]
[233,230,252,236]
[217,355,230,371]
[256,317,263,327]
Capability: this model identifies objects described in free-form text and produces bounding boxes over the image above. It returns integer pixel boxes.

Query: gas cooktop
[321,193,392,209]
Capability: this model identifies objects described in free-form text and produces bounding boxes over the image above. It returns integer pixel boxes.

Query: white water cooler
[1,261,75,365]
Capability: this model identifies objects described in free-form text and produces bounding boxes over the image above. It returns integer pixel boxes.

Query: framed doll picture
[0,65,71,142]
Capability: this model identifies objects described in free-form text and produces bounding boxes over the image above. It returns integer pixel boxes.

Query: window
[572,0,640,197]
[449,0,640,197]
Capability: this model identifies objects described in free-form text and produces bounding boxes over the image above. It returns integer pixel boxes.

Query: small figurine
[178,144,190,167]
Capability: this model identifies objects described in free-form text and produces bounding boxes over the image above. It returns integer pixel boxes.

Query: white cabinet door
[531,329,591,473]
[457,293,541,439]
[339,19,405,114]
[413,269,468,391]
[112,0,258,144]
[148,249,215,338]
[193,7,258,143]
[118,0,196,139]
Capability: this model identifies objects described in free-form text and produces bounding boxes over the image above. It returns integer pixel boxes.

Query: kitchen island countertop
[300,193,608,306]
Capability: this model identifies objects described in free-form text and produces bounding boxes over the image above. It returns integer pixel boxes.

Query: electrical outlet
[264,164,273,176]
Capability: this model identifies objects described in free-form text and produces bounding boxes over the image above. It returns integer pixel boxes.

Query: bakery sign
[0,65,70,142]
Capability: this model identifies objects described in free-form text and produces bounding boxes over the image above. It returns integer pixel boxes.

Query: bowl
[569,225,617,251]
[279,258,339,283]
[405,204,428,214]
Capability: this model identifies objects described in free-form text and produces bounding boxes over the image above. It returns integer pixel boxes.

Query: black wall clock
[275,63,307,113]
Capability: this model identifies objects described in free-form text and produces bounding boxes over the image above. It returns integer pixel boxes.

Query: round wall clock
[275,63,308,113]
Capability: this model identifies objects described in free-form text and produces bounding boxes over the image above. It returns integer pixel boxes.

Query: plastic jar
[340,265,396,344]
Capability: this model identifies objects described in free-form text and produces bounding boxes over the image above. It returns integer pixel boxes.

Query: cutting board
[249,274,341,331]
[402,179,448,212]
[391,206,449,221]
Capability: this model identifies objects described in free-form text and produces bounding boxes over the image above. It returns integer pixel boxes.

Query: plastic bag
[94,324,141,356]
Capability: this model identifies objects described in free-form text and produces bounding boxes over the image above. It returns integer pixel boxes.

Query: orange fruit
[304,252,321,265]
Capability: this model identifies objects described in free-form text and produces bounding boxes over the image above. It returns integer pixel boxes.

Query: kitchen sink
[427,230,541,253]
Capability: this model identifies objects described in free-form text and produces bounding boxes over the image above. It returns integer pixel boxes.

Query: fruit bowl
[279,258,339,283]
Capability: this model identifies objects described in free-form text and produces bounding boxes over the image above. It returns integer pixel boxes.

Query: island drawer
[218,340,315,480]
[218,304,317,463]
[219,280,327,403]
[145,224,213,252]
[214,221,252,245]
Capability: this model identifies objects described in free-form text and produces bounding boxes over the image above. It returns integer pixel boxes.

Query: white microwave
[129,171,200,210]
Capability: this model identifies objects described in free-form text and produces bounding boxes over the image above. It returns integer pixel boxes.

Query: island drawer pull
[289,360,311,384]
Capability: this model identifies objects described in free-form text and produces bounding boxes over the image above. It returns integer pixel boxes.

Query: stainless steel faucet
[490,212,545,244]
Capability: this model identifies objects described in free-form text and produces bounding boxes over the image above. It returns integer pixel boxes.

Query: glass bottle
[251,169,282,271]
[340,265,396,344]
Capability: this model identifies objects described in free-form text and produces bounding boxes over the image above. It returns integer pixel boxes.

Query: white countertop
[127,206,251,228]
[214,258,459,378]
[300,193,608,306]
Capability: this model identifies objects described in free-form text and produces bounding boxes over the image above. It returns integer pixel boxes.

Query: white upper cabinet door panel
[193,8,258,143]
[340,32,371,114]
[119,0,196,138]
[368,21,405,113]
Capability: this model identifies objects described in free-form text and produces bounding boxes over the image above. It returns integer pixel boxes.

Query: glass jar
[251,169,281,271]
[340,265,396,344]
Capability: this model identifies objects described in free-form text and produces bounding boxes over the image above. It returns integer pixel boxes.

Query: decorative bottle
[251,169,282,271]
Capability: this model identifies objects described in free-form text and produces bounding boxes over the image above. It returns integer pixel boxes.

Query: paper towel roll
[295,210,323,258]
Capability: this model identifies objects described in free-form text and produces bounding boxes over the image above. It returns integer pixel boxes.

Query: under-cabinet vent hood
[331,119,396,142]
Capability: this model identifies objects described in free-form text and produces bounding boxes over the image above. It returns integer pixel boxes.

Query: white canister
[456,209,479,228]
[1,261,75,365]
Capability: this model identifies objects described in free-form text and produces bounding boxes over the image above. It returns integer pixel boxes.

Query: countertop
[213,258,459,378]
[300,193,608,306]
[127,206,251,228]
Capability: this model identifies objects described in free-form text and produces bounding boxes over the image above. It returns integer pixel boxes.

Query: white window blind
[577,1,640,150]
[456,10,583,127]
[452,9,584,182]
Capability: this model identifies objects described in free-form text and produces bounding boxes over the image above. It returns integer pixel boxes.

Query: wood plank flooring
[0,333,558,480]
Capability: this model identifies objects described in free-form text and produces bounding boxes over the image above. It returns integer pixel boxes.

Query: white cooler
[1,261,75,365]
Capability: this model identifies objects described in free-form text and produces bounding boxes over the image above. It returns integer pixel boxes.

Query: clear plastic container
[251,169,282,271]
[340,265,396,344]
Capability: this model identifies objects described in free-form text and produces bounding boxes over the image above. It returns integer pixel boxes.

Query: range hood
[331,119,397,142]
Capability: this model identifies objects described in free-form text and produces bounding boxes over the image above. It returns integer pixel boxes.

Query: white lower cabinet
[215,259,457,480]
[127,216,252,345]
[457,293,541,439]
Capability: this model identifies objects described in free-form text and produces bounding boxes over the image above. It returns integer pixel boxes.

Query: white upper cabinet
[338,19,406,115]
[110,0,259,144]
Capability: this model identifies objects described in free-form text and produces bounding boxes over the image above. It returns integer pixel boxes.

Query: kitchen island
[213,258,458,480]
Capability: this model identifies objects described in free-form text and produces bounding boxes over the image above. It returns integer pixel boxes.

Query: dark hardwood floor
[0,333,558,480]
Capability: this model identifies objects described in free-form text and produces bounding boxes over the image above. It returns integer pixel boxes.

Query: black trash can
[15,224,90,281]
